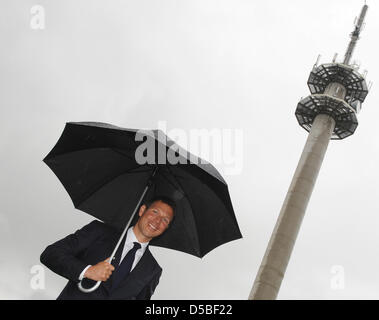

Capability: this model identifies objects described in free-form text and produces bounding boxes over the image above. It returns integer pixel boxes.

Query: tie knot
[133,242,141,250]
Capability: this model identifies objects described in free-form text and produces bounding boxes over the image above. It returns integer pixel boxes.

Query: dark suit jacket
[40,220,162,300]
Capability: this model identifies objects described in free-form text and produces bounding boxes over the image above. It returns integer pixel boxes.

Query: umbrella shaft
[109,185,149,260]
[109,166,158,261]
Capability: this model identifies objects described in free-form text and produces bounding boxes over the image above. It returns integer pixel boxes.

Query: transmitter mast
[249,4,370,300]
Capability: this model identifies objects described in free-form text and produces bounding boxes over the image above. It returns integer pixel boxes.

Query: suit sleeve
[40,220,104,283]
[135,268,163,300]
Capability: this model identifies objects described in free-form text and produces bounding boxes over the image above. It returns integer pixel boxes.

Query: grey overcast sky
[1,0,378,299]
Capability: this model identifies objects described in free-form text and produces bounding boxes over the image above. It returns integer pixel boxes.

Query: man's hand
[84,258,115,282]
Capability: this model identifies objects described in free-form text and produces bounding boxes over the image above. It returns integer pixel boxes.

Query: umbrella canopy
[44,122,242,258]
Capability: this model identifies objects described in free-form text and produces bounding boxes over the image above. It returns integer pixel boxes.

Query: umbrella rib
[110,147,140,163]
[156,168,185,196]
[46,146,138,165]
[166,166,231,216]
[165,165,202,257]
[75,164,153,207]
[165,165,240,257]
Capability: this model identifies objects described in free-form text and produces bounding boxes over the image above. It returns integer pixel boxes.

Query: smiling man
[134,199,174,243]
[40,196,175,300]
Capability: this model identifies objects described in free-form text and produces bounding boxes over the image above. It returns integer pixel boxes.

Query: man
[40,196,175,300]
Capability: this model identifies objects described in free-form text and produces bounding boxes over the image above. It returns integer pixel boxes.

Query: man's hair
[145,196,176,216]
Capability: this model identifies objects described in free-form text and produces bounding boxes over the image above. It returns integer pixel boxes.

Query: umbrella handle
[77,279,102,293]
[77,166,157,293]
[77,256,115,293]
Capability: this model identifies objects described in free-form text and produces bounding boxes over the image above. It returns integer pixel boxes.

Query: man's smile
[148,223,158,231]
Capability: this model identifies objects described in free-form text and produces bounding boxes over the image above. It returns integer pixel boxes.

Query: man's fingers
[104,264,115,272]
[90,258,116,282]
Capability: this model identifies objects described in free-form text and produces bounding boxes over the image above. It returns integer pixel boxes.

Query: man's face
[134,200,174,242]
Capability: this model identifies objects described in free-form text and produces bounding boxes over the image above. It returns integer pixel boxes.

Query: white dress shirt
[120,227,149,268]
[79,227,149,280]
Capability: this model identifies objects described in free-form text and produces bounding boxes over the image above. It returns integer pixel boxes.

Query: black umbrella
[43,122,242,292]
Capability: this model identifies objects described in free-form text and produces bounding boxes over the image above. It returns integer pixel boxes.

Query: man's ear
[138,204,147,217]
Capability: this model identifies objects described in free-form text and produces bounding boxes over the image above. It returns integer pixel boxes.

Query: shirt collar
[126,226,149,250]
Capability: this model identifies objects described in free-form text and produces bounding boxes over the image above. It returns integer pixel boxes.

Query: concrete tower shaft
[249,114,335,300]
